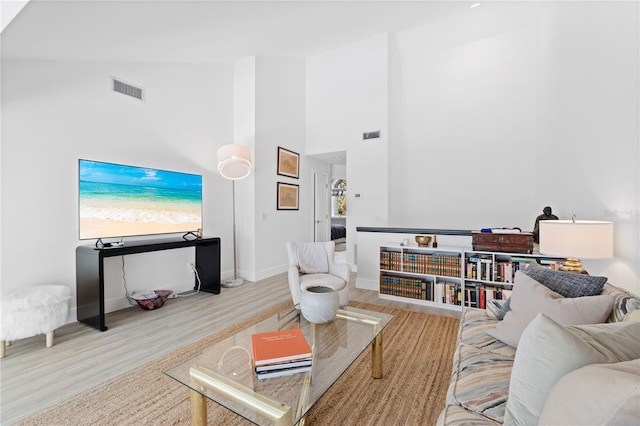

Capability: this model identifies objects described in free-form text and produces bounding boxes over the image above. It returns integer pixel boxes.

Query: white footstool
[0,285,72,358]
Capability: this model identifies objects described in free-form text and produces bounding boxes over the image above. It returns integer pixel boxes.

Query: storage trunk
[471,231,534,254]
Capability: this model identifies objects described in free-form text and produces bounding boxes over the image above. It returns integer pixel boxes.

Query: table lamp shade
[217,144,252,180]
[539,220,613,259]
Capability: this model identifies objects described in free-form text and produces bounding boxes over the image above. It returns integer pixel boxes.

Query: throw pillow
[538,359,640,426]
[524,263,607,297]
[295,243,329,274]
[486,298,511,320]
[486,271,614,347]
[503,314,640,426]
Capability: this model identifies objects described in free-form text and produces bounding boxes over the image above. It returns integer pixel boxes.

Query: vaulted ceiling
[2,0,472,63]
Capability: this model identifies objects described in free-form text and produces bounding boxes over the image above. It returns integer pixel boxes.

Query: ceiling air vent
[112,77,144,101]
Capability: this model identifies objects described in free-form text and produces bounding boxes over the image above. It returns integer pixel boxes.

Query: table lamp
[216,144,252,287]
[539,218,613,274]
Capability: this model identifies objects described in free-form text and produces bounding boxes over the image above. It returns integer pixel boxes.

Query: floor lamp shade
[217,144,252,180]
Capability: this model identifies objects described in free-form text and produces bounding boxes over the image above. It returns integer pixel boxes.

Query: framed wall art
[277,147,299,179]
[277,182,299,210]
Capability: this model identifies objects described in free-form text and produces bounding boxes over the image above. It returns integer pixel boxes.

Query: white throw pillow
[487,271,614,347]
[295,243,329,274]
[503,314,640,426]
[538,359,640,426]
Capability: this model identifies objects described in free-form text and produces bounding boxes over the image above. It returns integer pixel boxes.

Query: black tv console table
[76,236,220,331]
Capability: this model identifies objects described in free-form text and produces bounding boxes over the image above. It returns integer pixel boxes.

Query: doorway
[330,178,347,252]
[313,171,329,242]
[309,151,347,262]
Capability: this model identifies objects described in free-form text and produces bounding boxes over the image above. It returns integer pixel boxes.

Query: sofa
[437,265,640,426]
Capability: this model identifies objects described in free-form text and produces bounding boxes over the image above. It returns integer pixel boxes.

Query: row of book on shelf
[465,256,565,283]
[250,328,313,379]
[380,274,462,305]
[380,273,513,309]
[464,282,512,309]
[380,250,461,278]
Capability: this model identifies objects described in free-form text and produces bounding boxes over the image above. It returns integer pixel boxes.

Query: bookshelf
[377,244,568,312]
[379,244,464,311]
[462,250,566,310]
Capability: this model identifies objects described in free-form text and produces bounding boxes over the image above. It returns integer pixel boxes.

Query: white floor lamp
[216,144,252,288]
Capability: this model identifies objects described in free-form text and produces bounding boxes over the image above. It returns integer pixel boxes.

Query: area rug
[16,301,459,425]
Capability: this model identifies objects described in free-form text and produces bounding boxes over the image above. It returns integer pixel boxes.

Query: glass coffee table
[164,304,393,426]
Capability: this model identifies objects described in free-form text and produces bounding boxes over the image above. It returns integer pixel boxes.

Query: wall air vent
[112,77,144,101]
[363,130,381,140]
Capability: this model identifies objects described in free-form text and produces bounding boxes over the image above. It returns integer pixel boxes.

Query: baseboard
[356,277,377,291]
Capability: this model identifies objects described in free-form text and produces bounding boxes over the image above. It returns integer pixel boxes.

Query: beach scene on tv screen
[79,160,202,239]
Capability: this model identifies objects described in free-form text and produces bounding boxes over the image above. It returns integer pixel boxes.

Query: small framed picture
[277,147,299,179]
[277,182,299,210]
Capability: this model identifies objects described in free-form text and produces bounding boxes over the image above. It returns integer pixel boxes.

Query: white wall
[388,3,540,230]
[391,2,638,293]
[231,57,257,283]
[253,56,309,280]
[0,1,29,32]
[535,1,639,291]
[1,60,235,315]
[306,33,389,266]
[331,164,346,180]
[0,44,3,307]
[225,56,311,282]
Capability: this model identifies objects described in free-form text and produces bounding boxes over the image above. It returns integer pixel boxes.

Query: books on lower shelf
[464,282,510,309]
[251,328,313,379]
[379,274,461,306]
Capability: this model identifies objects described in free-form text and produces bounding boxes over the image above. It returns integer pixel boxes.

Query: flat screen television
[79,159,203,240]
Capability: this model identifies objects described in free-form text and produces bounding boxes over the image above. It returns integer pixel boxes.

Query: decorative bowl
[132,290,173,310]
[415,235,432,247]
[299,286,339,324]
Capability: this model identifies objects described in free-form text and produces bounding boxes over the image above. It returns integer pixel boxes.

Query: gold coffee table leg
[372,333,383,379]
[190,389,207,426]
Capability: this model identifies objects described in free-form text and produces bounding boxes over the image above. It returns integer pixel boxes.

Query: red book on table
[251,328,313,367]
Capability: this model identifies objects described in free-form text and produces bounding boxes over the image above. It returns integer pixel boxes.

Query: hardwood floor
[0,271,459,425]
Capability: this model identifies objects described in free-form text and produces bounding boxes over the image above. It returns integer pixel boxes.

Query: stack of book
[251,328,313,379]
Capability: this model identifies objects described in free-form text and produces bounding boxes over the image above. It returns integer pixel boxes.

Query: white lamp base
[221,278,245,288]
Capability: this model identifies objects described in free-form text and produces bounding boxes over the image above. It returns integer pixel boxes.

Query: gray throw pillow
[524,263,607,298]
[487,298,511,320]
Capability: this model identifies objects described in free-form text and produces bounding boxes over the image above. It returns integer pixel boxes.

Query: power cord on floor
[174,263,202,297]
[122,256,137,306]
[122,258,202,302]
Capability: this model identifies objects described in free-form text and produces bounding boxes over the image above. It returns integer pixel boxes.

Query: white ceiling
[1,0,472,63]
[308,150,347,165]
[1,1,479,167]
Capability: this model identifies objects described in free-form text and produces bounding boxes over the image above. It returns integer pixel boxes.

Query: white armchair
[286,241,351,307]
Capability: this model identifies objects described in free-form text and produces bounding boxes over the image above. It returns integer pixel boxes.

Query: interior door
[314,171,329,241]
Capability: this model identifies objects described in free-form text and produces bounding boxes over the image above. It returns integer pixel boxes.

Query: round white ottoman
[0,285,72,358]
